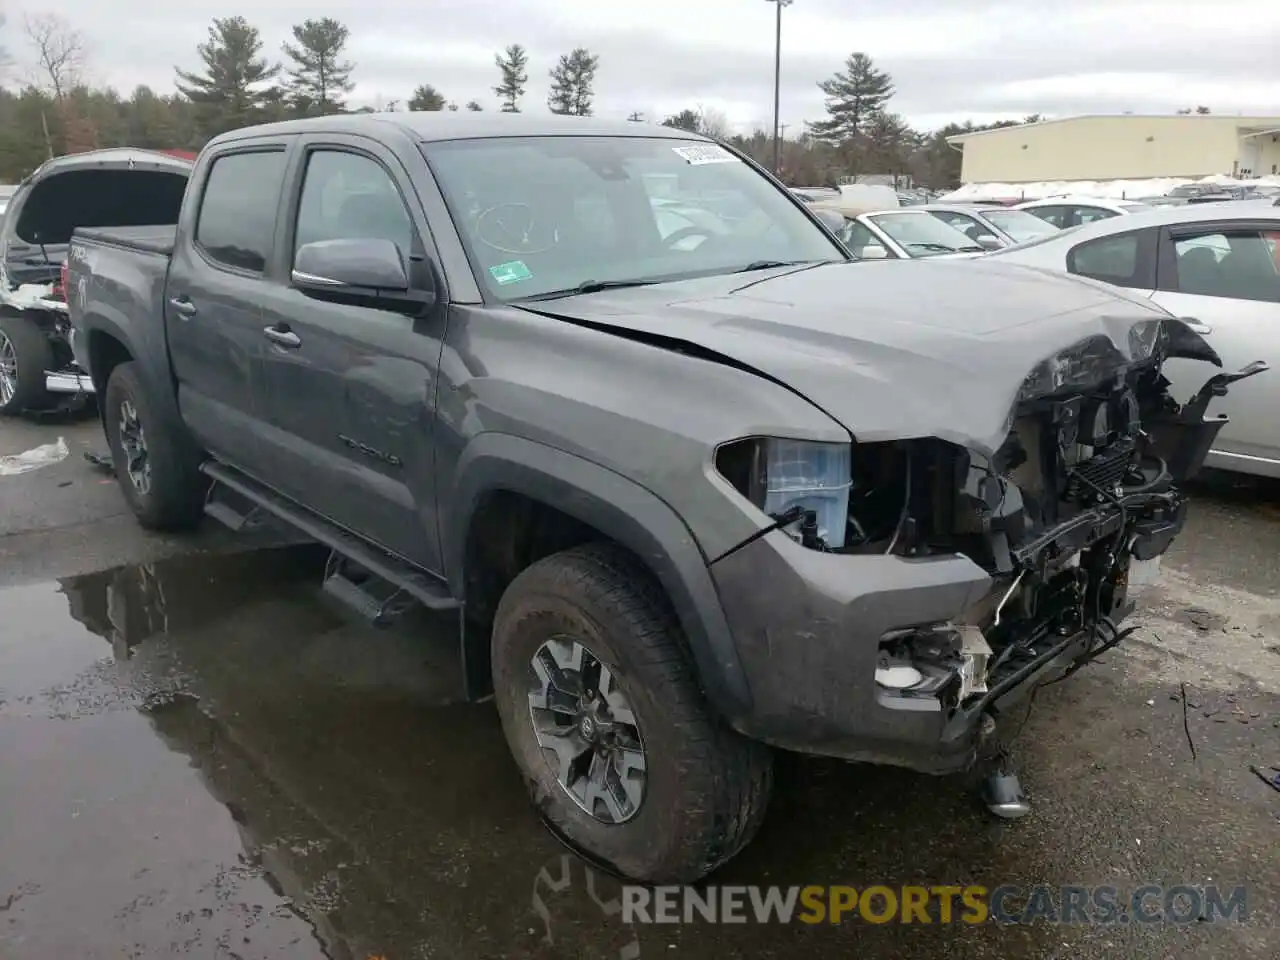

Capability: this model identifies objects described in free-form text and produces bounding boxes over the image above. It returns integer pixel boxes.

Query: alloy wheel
[0,331,16,405]
[118,398,152,495]
[528,636,647,824]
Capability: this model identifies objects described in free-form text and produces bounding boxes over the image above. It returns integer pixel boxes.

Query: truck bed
[74,225,177,257]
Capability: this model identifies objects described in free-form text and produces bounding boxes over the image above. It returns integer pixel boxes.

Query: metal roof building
[947,114,1280,184]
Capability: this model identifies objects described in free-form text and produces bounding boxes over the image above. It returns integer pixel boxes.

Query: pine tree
[547,48,599,116]
[465,100,483,111]
[662,109,700,133]
[493,44,529,113]
[282,17,355,116]
[408,84,446,111]
[864,111,912,176]
[175,17,281,136]
[807,52,893,145]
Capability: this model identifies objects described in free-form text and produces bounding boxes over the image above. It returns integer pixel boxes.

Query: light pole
[765,0,792,177]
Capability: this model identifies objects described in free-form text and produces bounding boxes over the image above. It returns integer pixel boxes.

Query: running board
[199,461,460,623]
[46,369,95,394]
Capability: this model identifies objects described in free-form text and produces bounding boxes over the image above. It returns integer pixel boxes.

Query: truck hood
[519,258,1220,455]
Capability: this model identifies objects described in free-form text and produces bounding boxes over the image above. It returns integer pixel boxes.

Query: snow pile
[939,174,1280,203]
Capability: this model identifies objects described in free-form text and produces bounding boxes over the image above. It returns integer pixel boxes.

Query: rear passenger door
[254,136,448,571]
[1151,220,1280,469]
[165,145,291,476]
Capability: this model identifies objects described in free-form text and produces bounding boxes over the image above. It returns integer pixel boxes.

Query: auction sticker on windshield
[671,144,738,165]
[489,260,533,285]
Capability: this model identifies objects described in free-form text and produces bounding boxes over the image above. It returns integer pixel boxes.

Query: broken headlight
[715,437,853,548]
[1017,334,1129,403]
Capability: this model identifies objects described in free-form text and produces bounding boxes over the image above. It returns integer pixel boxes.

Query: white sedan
[811,203,985,259]
[1014,195,1153,229]
[988,199,1279,477]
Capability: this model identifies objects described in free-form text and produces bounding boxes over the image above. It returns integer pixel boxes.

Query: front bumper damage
[708,350,1268,775]
[710,487,1176,774]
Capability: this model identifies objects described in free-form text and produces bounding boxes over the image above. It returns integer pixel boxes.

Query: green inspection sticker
[489,260,533,285]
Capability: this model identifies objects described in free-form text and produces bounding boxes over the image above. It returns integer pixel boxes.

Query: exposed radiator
[1065,438,1136,502]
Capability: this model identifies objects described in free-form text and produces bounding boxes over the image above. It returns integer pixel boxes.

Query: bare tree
[0,13,14,77]
[24,13,85,99]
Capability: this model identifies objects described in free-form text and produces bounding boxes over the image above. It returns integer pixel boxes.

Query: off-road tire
[492,542,773,883]
[0,313,53,415]
[104,361,205,530]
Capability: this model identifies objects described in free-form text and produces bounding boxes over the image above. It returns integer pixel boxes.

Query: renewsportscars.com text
[622,884,1248,925]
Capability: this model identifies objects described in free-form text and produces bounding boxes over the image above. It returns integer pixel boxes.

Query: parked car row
[793,186,1276,482]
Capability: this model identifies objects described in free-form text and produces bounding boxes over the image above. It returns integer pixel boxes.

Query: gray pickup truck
[66,113,1257,883]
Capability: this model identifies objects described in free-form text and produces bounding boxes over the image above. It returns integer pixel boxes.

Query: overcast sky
[14,0,1280,133]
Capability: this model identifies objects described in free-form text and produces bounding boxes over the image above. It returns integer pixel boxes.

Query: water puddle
[1,545,1273,958]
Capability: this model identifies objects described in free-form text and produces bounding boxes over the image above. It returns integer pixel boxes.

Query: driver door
[254,136,449,570]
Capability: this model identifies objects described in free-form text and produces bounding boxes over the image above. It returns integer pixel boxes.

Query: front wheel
[0,313,53,415]
[103,361,205,530]
[491,543,773,883]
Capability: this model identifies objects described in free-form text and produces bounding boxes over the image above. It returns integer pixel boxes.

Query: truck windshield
[422,136,845,300]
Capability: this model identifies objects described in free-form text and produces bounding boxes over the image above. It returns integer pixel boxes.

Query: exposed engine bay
[736,324,1269,716]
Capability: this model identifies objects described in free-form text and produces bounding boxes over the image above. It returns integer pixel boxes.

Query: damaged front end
[712,317,1266,768]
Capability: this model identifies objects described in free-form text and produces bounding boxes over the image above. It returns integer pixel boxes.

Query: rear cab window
[195,150,288,272]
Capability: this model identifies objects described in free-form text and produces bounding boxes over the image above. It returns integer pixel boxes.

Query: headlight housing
[1016,334,1129,403]
[715,437,853,548]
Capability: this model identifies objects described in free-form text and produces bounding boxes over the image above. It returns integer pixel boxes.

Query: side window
[294,151,414,259]
[1172,229,1280,302]
[1067,232,1142,286]
[1074,206,1119,225]
[1027,205,1067,227]
[196,151,288,272]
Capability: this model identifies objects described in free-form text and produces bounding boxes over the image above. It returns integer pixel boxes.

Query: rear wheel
[491,542,773,883]
[103,361,205,530]
[0,313,53,415]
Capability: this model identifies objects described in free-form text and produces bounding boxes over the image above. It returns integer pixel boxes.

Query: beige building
[947,114,1280,184]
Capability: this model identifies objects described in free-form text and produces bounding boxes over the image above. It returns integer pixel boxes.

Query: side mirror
[293,238,430,306]
[858,244,889,260]
[976,234,1003,250]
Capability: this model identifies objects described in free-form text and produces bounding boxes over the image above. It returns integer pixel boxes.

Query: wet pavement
[1,419,1279,959]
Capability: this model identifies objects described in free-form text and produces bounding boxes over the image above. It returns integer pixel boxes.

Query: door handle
[168,297,197,318]
[263,325,301,348]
